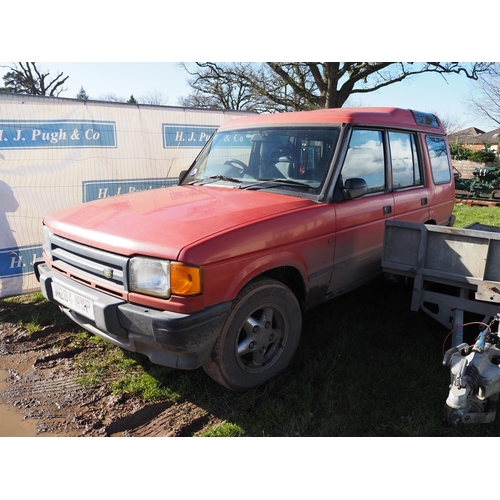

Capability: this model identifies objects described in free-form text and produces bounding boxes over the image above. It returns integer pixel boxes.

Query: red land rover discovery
[36,108,455,391]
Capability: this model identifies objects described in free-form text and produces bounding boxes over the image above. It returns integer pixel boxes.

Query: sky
[0,61,495,132]
[0,2,497,134]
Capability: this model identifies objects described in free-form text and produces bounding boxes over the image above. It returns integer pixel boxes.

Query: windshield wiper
[242,178,312,190]
[188,175,242,186]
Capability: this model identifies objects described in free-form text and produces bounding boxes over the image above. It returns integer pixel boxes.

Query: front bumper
[36,261,231,369]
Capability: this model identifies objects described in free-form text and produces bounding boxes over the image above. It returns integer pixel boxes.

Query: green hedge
[450,142,497,163]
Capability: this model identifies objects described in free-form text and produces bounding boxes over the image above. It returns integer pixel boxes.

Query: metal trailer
[382,220,500,424]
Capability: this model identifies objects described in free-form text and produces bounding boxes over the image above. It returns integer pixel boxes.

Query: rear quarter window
[426,136,451,184]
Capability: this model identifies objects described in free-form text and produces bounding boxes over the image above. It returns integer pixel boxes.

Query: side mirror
[179,170,187,183]
[343,178,368,200]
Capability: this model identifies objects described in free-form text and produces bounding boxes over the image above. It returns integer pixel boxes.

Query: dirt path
[0,321,223,437]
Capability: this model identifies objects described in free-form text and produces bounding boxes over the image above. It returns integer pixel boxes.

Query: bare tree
[138,89,169,105]
[98,93,126,102]
[180,62,494,112]
[429,110,465,135]
[464,63,500,127]
[178,62,281,112]
[0,62,69,96]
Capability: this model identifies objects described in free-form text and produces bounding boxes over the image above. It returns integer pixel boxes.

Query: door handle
[383,205,392,215]
[421,197,428,206]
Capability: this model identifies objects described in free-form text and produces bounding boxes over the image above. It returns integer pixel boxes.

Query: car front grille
[49,233,129,298]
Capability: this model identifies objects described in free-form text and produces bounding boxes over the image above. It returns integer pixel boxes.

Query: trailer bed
[382,220,500,345]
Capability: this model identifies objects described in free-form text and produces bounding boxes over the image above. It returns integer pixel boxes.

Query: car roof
[219,107,445,134]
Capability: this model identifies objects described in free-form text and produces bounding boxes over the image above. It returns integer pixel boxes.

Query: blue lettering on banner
[163,124,217,148]
[83,178,178,202]
[0,120,117,149]
[0,244,43,278]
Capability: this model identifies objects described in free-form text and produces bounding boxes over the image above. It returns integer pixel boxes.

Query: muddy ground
[0,320,225,437]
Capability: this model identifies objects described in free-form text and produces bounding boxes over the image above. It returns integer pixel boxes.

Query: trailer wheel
[443,404,462,426]
[203,277,302,392]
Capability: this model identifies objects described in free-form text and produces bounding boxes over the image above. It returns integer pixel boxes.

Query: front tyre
[203,277,302,391]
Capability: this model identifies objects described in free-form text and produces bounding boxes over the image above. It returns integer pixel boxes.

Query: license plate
[52,282,95,321]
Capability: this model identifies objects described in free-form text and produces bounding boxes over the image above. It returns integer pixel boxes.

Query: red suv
[36,107,455,391]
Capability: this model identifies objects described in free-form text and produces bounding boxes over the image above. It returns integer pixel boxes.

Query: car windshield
[181,126,341,196]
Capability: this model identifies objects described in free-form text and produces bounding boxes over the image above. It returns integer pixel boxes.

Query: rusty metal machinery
[455,167,500,202]
[443,319,500,425]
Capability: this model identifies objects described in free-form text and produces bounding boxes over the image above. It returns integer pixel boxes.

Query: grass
[69,333,183,402]
[2,203,500,436]
[199,422,246,437]
[453,202,500,227]
[0,291,64,330]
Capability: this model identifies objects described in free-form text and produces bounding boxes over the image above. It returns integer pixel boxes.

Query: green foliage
[0,70,21,93]
[0,63,68,96]
[76,86,89,100]
[469,144,497,163]
[450,143,471,160]
[450,142,497,163]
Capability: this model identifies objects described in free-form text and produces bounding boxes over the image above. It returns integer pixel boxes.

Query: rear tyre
[203,277,302,391]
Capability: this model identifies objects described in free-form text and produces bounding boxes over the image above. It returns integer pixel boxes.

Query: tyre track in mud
[0,322,222,437]
[107,401,212,437]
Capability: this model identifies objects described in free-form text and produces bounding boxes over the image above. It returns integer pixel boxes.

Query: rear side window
[389,131,422,188]
[341,129,385,192]
[426,136,451,184]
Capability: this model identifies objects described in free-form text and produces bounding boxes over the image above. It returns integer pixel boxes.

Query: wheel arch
[260,266,306,306]
[221,258,308,310]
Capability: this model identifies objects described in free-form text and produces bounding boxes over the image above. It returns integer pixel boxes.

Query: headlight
[129,257,171,298]
[129,258,203,298]
[43,225,52,259]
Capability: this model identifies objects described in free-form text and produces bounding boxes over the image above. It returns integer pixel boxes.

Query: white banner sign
[0,93,254,297]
